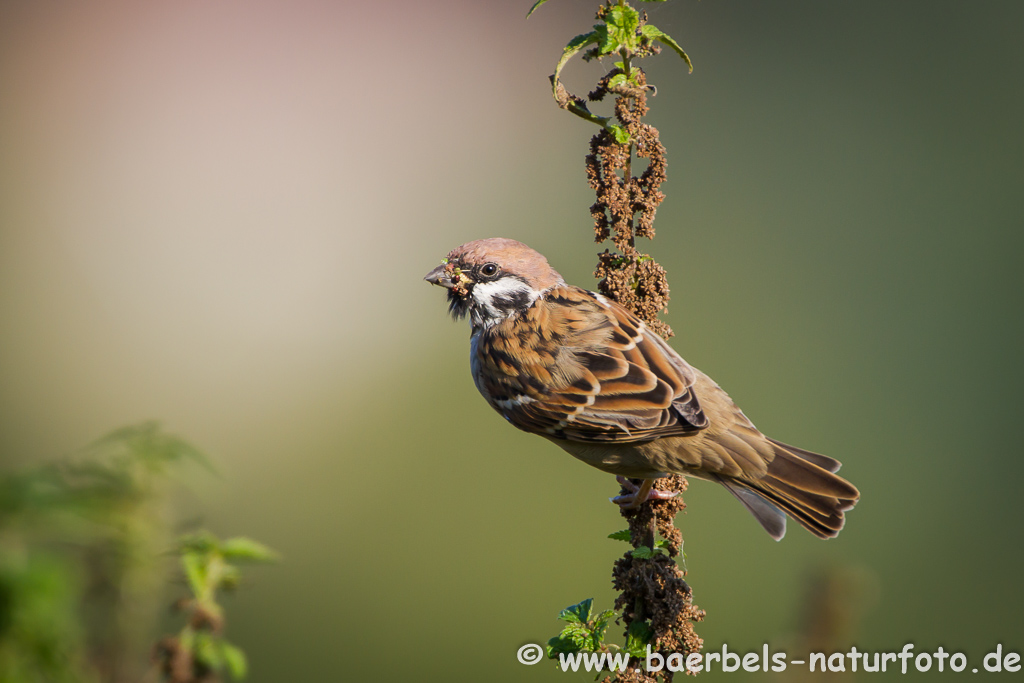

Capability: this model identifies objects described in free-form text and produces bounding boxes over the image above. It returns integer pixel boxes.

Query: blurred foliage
[0,423,271,683]
[154,531,278,683]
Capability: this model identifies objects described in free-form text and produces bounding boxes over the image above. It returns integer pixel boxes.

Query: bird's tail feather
[765,437,842,473]
[720,440,859,540]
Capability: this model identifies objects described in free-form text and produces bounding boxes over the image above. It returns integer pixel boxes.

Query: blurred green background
[1,0,1022,680]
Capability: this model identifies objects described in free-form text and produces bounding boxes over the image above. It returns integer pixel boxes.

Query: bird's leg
[610,476,679,509]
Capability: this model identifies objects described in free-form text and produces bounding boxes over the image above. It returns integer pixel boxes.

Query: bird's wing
[474,286,708,443]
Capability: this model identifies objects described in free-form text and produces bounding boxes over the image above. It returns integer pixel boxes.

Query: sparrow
[424,238,859,540]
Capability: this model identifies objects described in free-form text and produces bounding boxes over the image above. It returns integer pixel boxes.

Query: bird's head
[424,238,564,328]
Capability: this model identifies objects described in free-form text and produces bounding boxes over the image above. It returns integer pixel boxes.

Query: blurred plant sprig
[153,531,278,683]
[0,422,274,683]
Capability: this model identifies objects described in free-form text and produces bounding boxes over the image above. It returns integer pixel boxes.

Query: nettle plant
[529,2,704,680]
[546,534,678,662]
[547,597,650,663]
[154,531,278,683]
[535,0,691,145]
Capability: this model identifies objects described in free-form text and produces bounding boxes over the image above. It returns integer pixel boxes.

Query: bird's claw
[610,476,679,509]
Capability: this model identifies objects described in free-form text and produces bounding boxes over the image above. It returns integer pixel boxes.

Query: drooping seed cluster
[586,66,673,341]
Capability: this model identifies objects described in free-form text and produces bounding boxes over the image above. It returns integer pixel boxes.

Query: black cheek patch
[492,289,533,314]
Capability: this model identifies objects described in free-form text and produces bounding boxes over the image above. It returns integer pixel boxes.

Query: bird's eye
[480,263,499,278]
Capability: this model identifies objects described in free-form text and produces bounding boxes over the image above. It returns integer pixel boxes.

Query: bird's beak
[424,263,453,289]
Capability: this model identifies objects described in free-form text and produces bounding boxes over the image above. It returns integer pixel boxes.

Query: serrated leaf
[591,609,616,648]
[547,634,581,658]
[631,545,662,559]
[608,73,627,89]
[605,6,641,53]
[553,31,600,93]
[641,24,692,73]
[564,31,600,53]
[220,641,248,680]
[608,530,631,542]
[526,0,547,19]
[593,24,615,56]
[565,622,592,649]
[558,598,593,624]
[220,537,279,563]
[624,620,654,658]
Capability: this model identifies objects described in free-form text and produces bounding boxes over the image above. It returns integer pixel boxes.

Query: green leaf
[608,125,631,145]
[156,434,216,471]
[608,73,627,89]
[182,551,207,598]
[605,5,641,53]
[565,622,592,649]
[220,641,248,680]
[631,545,666,559]
[591,609,616,649]
[553,31,600,93]
[86,421,217,474]
[547,634,581,658]
[593,24,615,56]
[624,620,654,658]
[558,598,593,624]
[193,631,223,671]
[179,530,219,555]
[641,24,693,73]
[608,529,631,542]
[525,0,547,19]
[551,601,618,654]
[547,623,593,656]
[220,537,279,563]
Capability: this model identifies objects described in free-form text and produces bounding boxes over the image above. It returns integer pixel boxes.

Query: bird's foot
[610,476,679,509]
